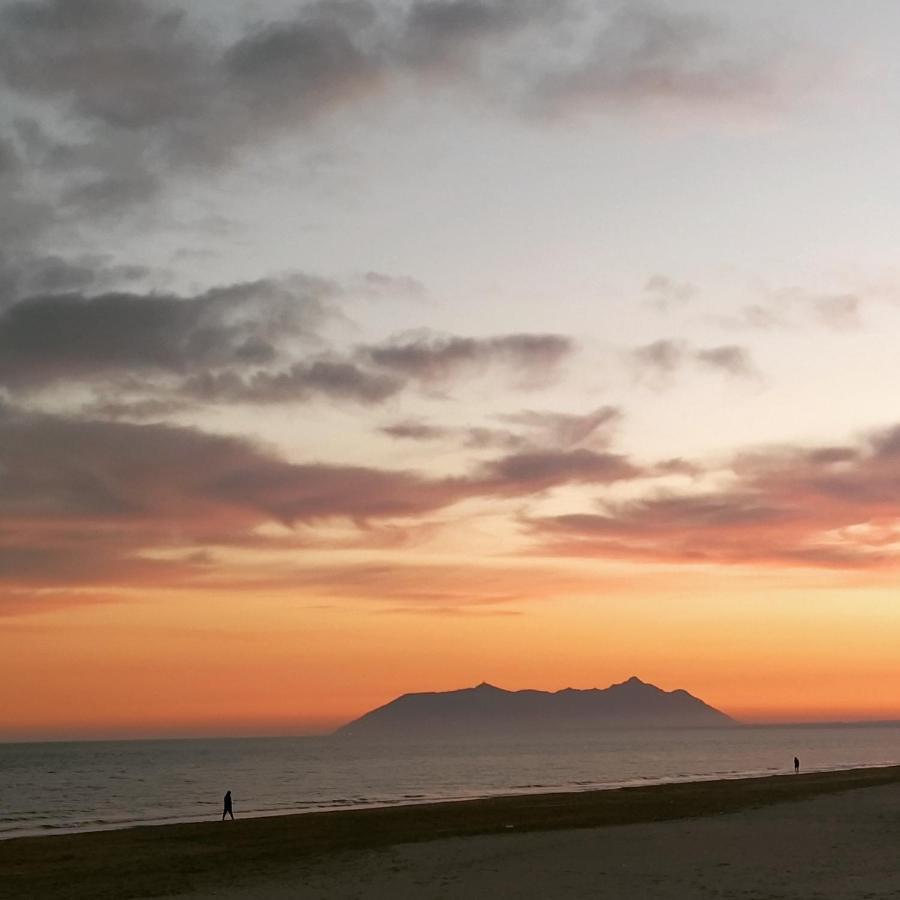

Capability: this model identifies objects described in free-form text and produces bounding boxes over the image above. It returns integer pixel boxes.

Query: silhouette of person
[222,790,234,821]
[793,756,800,774]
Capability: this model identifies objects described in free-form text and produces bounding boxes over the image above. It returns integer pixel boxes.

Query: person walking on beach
[222,790,234,821]
[794,756,800,774]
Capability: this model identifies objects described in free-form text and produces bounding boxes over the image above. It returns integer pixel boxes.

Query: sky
[3,0,900,740]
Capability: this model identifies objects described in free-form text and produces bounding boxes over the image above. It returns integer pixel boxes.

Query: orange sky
[5,562,900,740]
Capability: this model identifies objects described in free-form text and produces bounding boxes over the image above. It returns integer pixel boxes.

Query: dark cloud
[0,0,796,136]
[0,272,578,406]
[0,1,216,235]
[62,169,161,217]
[361,332,572,386]
[0,0,813,243]
[0,0,383,230]
[222,11,383,130]
[475,448,642,493]
[0,1,206,129]
[1,254,152,299]
[184,359,402,405]
[0,277,333,388]
[399,0,550,71]
[0,264,578,408]
[0,135,20,177]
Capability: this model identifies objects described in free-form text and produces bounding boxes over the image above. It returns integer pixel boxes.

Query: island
[335,676,736,737]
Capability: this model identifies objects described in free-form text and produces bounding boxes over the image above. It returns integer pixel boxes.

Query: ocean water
[2,724,899,840]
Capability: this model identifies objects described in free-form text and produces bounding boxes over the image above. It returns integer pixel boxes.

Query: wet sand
[3,766,899,899]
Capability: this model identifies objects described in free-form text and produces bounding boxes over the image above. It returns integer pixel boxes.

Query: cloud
[0,0,381,224]
[694,344,757,378]
[0,135,20,177]
[0,405,650,597]
[0,267,578,408]
[0,405,462,599]
[1,253,151,301]
[736,304,788,331]
[0,276,334,388]
[399,0,554,72]
[359,271,427,300]
[361,332,573,387]
[642,273,697,311]
[528,423,900,569]
[380,420,450,441]
[0,0,375,244]
[80,397,195,422]
[222,10,384,131]
[498,405,622,448]
[183,360,402,405]
[0,1,207,129]
[720,286,870,334]
[632,339,758,383]
[0,0,819,247]
[811,293,862,331]
[632,339,686,377]
[0,406,466,527]
[474,448,642,493]
[0,271,578,407]
[381,405,621,452]
[380,419,528,450]
[0,1,216,240]
[527,2,796,119]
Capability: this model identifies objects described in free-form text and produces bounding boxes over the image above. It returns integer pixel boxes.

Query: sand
[181,781,900,899]
[3,766,900,899]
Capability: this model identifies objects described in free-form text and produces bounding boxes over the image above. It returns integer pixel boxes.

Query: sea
[2,724,899,840]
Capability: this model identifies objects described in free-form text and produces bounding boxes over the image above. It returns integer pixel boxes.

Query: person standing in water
[222,790,234,821]
[794,756,800,773]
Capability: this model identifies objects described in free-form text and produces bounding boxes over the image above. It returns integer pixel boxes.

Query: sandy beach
[187,779,900,900]
[2,766,900,899]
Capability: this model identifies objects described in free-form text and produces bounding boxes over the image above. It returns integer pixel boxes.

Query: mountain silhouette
[335,676,735,737]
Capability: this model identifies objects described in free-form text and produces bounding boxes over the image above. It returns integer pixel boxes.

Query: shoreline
[3,758,896,843]
[2,764,900,899]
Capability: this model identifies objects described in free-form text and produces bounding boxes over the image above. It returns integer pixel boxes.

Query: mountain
[334,677,736,737]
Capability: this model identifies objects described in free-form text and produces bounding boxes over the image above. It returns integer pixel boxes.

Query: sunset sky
[4,0,900,740]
